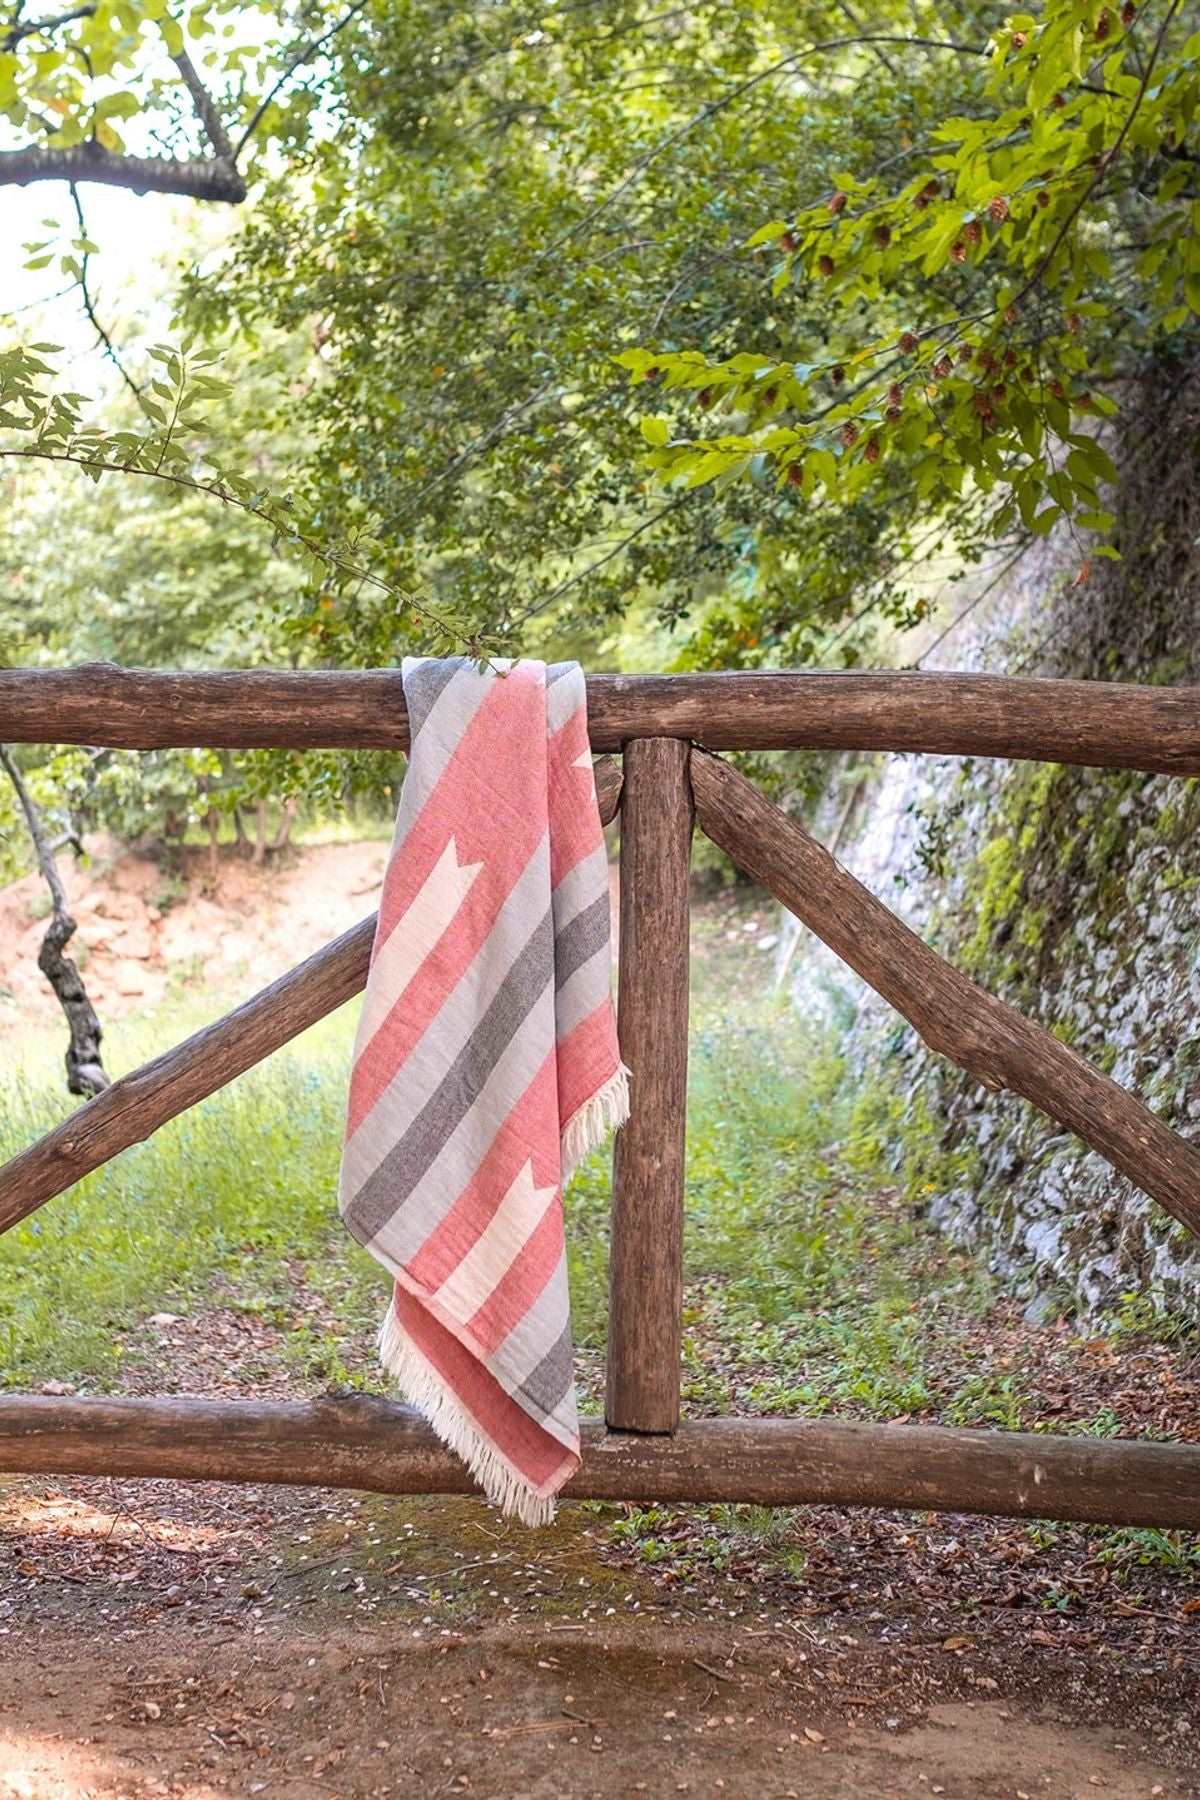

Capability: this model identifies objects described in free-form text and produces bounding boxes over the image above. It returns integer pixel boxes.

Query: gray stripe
[403,657,473,737]
[555,942,616,1037]
[368,978,554,1269]
[546,661,576,687]
[554,893,610,991]
[344,909,554,1243]
[339,832,551,1200]
[515,1322,574,1420]
[336,828,550,1209]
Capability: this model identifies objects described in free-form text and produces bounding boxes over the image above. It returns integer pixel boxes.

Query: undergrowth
[0,895,1191,1465]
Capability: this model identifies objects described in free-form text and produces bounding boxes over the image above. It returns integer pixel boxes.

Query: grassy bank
[0,891,1192,1441]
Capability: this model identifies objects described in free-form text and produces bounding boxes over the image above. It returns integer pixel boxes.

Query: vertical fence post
[605,736,694,1433]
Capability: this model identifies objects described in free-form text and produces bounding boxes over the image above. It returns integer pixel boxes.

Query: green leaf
[746,219,790,248]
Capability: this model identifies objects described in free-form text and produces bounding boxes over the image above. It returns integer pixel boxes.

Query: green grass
[0,900,1119,1441]
[2,917,912,1400]
[0,1004,391,1389]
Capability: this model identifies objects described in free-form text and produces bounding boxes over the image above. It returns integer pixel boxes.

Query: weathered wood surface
[606,738,693,1433]
[0,759,622,1232]
[2,1394,1198,1526]
[5,662,1200,771]
[692,750,1200,1241]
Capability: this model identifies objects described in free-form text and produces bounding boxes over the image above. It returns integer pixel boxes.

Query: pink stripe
[377,664,546,942]
[393,1286,575,1489]
[556,1001,622,1127]
[405,1050,560,1293]
[467,1192,564,1356]
[346,685,549,1136]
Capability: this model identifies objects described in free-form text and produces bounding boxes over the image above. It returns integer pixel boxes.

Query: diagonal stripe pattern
[338,657,628,1524]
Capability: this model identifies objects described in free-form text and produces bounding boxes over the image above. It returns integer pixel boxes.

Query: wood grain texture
[606,737,693,1433]
[0,759,622,1232]
[692,749,1200,1242]
[1,1394,1197,1527]
[5,662,1200,770]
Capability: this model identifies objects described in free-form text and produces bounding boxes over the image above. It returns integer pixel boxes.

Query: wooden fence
[2,662,1199,1531]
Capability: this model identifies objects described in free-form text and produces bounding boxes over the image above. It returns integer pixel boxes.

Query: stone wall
[842,350,1200,1317]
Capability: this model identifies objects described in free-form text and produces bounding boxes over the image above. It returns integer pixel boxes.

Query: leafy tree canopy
[181,0,959,669]
[2,0,1197,679]
[627,0,1199,583]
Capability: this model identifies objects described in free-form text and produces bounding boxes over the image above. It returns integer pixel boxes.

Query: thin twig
[0,442,463,647]
[68,183,146,407]
[171,41,236,162]
[520,33,988,276]
[233,0,372,162]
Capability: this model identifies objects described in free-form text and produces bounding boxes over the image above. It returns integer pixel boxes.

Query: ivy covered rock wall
[852,350,1200,1317]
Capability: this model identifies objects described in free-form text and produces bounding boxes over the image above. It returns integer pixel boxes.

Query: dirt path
[1,1612,1186,1799]
[3,1443,1197,1799]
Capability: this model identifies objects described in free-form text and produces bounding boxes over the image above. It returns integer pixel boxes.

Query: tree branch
[0,140,246,201]
[2,4,94,52]
[170,42,236,162]
[0,745,109,1098]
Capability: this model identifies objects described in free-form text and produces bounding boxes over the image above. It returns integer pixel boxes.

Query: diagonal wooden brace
[0,758,622,1233]
[692,749,1200,1242]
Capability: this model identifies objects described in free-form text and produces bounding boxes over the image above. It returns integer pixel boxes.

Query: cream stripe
[353,837,482,1060]
[555,941,616,1038]
[551,842,609,932]
[430,1159,557,1322]
[489,1246,571,1395]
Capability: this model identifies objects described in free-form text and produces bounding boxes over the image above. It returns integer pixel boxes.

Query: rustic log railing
[2,661,1199,1531]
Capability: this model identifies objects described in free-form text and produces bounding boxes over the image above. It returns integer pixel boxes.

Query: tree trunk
[0,746,109,1098]
[271,795,297,853]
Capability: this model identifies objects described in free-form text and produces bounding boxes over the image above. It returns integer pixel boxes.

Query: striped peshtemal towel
[338,657,628,1525]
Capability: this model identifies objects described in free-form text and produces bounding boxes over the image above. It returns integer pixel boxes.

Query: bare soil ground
[0,836,389,1046]
[2,1466,1196,1800]
[3,1289,1197,1799]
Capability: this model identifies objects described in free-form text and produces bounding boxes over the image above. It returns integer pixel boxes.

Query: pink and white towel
[338,658,627,1524]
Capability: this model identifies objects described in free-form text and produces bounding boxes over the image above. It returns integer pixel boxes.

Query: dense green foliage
[628,0,1199,569]
[1,2,1197,860]
[6,0,1197,684]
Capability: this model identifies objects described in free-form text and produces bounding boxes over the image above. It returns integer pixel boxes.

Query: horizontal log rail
[0,758,621,1231]
[692,750,1200,1242]
[2,1394,1198,1527]
[4,662,1200,770]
